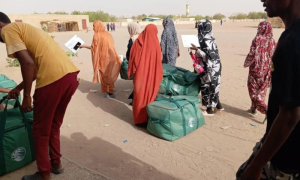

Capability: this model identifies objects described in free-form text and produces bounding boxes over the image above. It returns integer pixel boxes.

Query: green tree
[229,13,248,19]
[205,16,213,20]
[213,13,226,20]
[70,11,117,22]
[137,14,147,20]
[71,11,82,15]
[194,15,205,21]
[247,12,267,19]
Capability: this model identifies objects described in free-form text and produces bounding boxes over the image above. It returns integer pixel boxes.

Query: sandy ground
[0,22,284,180]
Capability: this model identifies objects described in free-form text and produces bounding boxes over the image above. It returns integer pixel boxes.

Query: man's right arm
[8,58,37,99]
[15,68,37,91]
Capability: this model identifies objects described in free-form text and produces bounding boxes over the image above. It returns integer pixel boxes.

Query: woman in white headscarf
[126,22,141,105]
[126,22,141,61]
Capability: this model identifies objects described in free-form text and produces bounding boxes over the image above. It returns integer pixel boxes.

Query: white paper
[64,35,85,53]
[181,35,200,48]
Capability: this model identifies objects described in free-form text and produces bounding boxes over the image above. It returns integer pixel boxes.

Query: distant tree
[258,12,267,19]
[205,16,213,20]
[71,11,82,15]
[229,13,248,19]
[168,15,175,19]
[213,13,226,20]
[194,15,205,21]
[137,14,147,20]
[70,11,117,22]
[247,12,267,19]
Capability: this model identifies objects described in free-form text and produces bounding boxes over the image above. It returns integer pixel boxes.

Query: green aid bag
[0,96,35,176]
[147,96,205,141]
[0,75,9,82]
[159,64,201,96]
[120,58,133,80]
[158,77,201,96]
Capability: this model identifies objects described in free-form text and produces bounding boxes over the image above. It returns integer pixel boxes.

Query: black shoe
[216,102,225,111]
[207,107,214,115]
[248,109,258,115]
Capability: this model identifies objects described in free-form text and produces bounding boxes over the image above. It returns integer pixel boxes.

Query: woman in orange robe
[81,21,121,98]
[128,24,163,124]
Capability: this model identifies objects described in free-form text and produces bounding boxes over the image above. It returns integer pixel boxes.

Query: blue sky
[2,0,264,17]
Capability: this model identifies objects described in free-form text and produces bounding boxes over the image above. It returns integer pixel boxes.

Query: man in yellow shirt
[0,12,79,180]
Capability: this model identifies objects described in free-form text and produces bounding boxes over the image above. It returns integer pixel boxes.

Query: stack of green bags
[147,64,205,141]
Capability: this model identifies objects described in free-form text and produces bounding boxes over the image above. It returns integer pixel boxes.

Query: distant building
[175,18,195,21]
[117,18,134,22]
[8,14,89,32]
[142,17,161,22]
[186,3,190,17]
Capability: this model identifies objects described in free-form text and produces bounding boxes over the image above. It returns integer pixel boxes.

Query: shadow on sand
[77,79,148,132]
[222,103,264,124]
[61,132,180,180]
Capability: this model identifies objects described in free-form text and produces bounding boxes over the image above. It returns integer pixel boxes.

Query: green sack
[0,80,18,89]
[147,96,205,141]
[0,96,35,176]
[0,75,9,82]
[120,59,133,80]
[159,64,200,96]
[162,63,198,86]
[158,77,200,96]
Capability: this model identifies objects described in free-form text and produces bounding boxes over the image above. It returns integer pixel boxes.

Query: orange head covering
[92,21,106,46]
[128,24,163,124]
[128,24,161,77]
[91,21,121,93]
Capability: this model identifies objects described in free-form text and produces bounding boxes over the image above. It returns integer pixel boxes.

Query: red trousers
[33,72,79,176]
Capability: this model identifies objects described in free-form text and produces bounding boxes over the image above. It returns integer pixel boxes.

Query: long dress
[128,24,163,124]
[161,17,179,66]
[244,21,276,114]
[91,21,121,94]
[197,20,222,108]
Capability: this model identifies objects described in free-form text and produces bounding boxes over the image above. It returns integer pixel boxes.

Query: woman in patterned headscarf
[244,21,276,115]
[161,17,180,66]
[190,19,223,116]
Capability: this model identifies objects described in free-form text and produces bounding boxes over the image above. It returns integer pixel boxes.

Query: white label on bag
[189,117,195,128]
[11,147,26,162]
